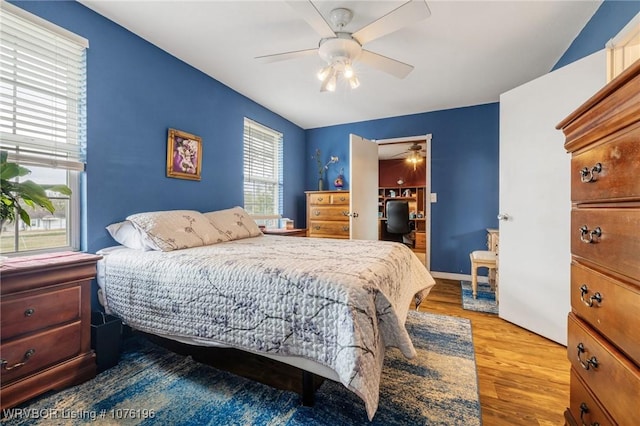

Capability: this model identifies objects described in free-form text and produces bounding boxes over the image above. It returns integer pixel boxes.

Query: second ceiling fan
[256,1,431,91]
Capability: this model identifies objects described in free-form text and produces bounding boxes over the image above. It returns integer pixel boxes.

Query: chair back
[386,200,411,234]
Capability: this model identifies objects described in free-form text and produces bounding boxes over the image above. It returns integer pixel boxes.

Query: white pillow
[126,210,227,251]
[203,206,263,241]
[106,220,155,251]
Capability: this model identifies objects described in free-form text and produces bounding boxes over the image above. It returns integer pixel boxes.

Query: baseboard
[430,271,489,283]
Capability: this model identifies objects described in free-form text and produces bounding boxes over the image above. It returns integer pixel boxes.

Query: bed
[96,208,436,420]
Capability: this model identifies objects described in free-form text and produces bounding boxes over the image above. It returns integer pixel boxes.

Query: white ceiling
[79,1,601,130]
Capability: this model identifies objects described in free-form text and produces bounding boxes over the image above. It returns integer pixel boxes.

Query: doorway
[376,135,432,270]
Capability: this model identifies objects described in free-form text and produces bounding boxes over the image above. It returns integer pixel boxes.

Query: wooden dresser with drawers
[305,190,350,238]
[557,59,640,426]
[0,252,102,409]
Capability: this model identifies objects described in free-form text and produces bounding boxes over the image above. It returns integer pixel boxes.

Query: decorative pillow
[126,210,228,251]
[203,206,263,241]
[105,220,155,251]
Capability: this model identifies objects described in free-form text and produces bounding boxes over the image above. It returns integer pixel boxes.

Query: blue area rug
[461,280,498,315]
[3,311,480,425]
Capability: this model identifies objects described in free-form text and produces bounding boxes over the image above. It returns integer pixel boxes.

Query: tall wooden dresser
[0,252,101,409]
[557,59,640,425]
[305,190,350,238]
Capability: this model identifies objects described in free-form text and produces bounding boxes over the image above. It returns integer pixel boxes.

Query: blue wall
[554,0,640,70]
[307,105,500,274]
[11,1,307,254]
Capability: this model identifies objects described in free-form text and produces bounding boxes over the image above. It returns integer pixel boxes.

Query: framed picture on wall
[166,128,202,181]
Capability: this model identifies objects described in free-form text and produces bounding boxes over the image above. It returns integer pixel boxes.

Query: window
[243,118,283,227]
[0,2,88,255]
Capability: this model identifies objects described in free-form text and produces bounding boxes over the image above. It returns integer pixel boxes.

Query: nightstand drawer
[0,321,82,385]
[1,286,81,340]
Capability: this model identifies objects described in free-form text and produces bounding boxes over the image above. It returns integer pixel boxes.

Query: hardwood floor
[419,278,570,426]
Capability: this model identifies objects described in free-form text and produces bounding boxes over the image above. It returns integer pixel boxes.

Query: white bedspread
[97,235,435,420]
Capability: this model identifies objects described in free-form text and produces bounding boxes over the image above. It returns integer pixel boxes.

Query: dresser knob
[1,349,36,371]
[342,226,349,232]
[577,343,599,370]
[317,197,323,202]
[313,225,321,230]
[579,284,602,307]
[314,210,321,216]
[580,162,602,183]
[24,308,35,317]
[579,402,600,426]
[579,226,601,244]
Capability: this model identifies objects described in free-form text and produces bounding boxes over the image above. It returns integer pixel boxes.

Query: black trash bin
[91,312,122,373]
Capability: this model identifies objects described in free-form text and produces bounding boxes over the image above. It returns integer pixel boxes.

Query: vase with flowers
[313,149,339,191]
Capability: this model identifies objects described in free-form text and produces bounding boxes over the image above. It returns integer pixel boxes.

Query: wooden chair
[469,250,497,299]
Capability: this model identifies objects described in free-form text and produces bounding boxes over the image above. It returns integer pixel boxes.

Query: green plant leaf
[0,162,31,180]
[18,206,31,226]
[16,180,56,213]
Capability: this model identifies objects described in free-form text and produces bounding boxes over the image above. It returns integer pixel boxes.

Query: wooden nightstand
[262,228,307,237]
[0,251,102,410]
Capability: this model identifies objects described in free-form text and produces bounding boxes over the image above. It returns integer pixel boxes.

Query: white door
[349,134,379,240]
[499,50,605,345]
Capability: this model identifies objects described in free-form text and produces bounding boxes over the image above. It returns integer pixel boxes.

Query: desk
[262,228,307,237]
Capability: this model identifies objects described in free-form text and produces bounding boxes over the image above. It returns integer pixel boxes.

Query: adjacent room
[1,1,638,425]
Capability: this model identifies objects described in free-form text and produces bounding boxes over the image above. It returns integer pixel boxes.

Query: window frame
[242,118,283,226]
[0,1,87,255]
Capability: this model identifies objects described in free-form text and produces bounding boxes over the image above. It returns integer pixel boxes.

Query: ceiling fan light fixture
[317,65,331,81]
[343,62,354,79]
[325,73,337,92]
[349,75,360,89]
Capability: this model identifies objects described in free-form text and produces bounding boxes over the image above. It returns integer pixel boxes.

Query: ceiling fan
[389,142,425,170]
[256,1,431,91]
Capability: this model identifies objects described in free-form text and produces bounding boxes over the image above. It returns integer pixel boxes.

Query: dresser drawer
[308,220,349,238]
[1,286,81,341]
[571,125,640,203]
[568,368,615,426]
[571,208,640,280]
[571,261,640,363]
[308,193,332,205]
[0,321,82,385]
[567,313,640,424]
[309,206,350,221]
[330,192,349,205]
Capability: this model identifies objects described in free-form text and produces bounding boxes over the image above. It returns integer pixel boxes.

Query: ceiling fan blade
[352,0,431,46]
[359,50,414,79]
[286,1,336,39]
[255,48,318,64]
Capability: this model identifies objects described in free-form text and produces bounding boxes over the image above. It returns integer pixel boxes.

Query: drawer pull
[579,402,600,426]
[313,225,321,230]
[24,308,35,317]
[580,163,602,183]
[314,210,321,216]
[579,226,601,244]
[317,197,324,202]
[342,226,349,232]
[577,343,599,370]
[339,196,346,202]
[579,284,602,307]
[1,349,36,371]
[342,211,349,216]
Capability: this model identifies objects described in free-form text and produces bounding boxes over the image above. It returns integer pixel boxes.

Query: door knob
[497,214,510,221]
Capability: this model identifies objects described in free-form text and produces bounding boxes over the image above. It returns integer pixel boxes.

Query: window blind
[243,118,283,219]
[0,1,88,171]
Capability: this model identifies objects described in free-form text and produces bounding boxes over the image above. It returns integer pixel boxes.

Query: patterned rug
[3,311,481,425]
[461,280,498,314]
